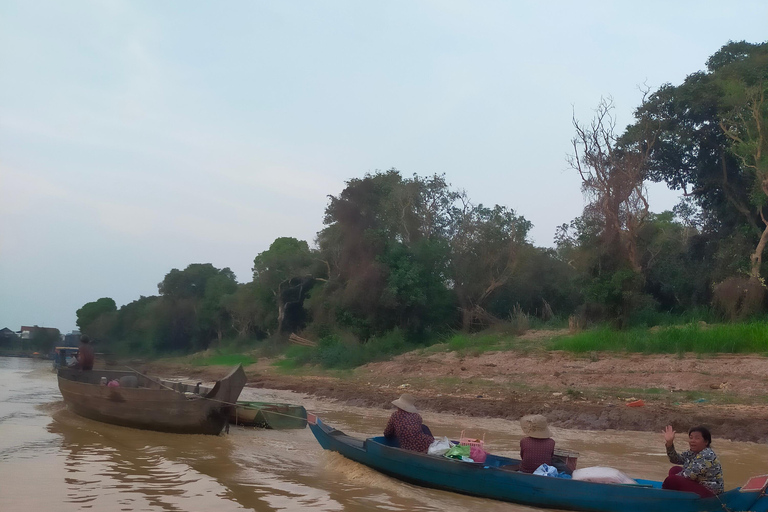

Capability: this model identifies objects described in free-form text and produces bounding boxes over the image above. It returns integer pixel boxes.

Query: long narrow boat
[230,401,307,429]
[309,416,768,512]
[57,365,247,435]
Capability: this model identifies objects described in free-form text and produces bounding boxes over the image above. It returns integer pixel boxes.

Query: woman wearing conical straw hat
[383,394,434,453]
[519,414,555,473]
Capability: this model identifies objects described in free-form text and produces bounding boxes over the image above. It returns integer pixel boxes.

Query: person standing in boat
[71,335,95,371]
[662,425,724,497]
[383,394,434,452]
[519,414,556,473]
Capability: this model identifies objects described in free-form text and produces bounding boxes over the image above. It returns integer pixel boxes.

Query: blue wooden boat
[308,416,768,512]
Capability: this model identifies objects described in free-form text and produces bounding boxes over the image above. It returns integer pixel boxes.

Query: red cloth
[662,466,716,498]
[383,409,434,453]
[519,436,555,473]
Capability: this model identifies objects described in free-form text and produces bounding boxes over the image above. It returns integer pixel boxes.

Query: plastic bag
[533,464,558,477]
[428,437,454,456]
[572,467,637,484]
[444,444,471,460]
[469,445,487,463]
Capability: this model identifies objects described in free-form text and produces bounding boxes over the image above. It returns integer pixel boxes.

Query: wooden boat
[57,365,247,435]
[230,401,307,429]
[308,416,768,512]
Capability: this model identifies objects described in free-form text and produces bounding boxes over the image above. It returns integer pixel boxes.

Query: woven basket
[459,430,485,449]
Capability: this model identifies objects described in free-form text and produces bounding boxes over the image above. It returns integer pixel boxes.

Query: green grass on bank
[149,319,768,372]
[551,322,768,354]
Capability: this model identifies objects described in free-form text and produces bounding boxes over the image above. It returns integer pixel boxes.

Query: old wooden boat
[57,365,247,435]
[230,401,307,429]
[309,416,768,512]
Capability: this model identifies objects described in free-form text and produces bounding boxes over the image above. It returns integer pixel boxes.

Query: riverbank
[134,331,768,444]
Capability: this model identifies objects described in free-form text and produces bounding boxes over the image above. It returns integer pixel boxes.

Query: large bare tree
[568,97,658,272]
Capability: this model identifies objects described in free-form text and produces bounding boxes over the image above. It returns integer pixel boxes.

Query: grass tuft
[552,322,768,354]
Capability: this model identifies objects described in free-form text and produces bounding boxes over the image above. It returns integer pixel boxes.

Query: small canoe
[308,416,768,512]
[230,401,307,429]
[57,365,247,435]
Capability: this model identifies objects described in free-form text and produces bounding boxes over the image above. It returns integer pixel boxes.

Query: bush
[277,328,415,369]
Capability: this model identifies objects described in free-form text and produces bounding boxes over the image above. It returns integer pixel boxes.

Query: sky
[1,1,766,333]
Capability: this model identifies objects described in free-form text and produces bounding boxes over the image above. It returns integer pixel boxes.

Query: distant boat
[230,401,307,429]
[51,346,79,371]
[57,365,247,435]
[308,416,768,512]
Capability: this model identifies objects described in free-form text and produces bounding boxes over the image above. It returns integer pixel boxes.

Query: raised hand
[663,425,676,447]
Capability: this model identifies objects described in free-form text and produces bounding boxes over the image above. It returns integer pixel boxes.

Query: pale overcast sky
[1,1,766,333]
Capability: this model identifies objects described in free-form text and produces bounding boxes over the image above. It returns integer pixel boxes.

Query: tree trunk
[750,218,768,278]
[277,300,285,334]
[460,301,473,332]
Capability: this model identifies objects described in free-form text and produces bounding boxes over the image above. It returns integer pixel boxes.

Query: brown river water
[3,356,768,512]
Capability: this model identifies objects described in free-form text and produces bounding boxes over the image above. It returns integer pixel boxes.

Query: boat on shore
[308,416,768,512]
[57,365,247,435]
[230,401,307,429]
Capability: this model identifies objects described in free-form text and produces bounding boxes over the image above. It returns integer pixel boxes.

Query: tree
[157,264,238,350]
[315,171,459,338]
[222,283,272,339]
[76,297,117,333]
[252,237,315,334]
[570,96,657,272]
[718,75,768,277]
[111,295,160,353]
[636,41,768,279]
[29,327,60,353]
[449,203,532,330]
[158,264,236,299]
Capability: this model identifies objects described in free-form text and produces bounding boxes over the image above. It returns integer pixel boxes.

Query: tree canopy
[74,40,768,356]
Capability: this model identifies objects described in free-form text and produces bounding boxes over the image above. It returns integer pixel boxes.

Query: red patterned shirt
[519,437,555,473]
[383,409,434,453]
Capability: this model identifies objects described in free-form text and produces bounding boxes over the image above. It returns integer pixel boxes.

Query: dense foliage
[75,41,768,359]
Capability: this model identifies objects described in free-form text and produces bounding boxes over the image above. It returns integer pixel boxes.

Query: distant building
[19,325,61,341]
[63,330,81,346]
[0,327,19,348]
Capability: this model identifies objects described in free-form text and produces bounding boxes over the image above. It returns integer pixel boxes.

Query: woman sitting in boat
[519,414,556,473]
[383,394,434,453]
[662,425,724,497]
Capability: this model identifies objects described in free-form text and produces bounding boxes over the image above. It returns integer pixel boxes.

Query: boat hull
[309,418,768,512]
[230,401,307,429]
[57,365,247,435]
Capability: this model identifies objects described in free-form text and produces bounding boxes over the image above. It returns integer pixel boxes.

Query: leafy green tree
[111,296,160,353]
[315,170,459,338]
[29,327,60,353]
[635,41,768,280]
[222,283,273,339]
[449,203,532,330]
[156,264,239,350]
[488,245,581,319]
[252,237,315,334]
[76,297,117,333]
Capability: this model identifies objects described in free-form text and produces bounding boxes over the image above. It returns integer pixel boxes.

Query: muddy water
[2,357,768,512]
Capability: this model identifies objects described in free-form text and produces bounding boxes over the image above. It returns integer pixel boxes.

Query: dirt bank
[138,336,768,443]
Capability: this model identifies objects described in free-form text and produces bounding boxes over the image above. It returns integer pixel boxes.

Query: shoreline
[136,348,768,444]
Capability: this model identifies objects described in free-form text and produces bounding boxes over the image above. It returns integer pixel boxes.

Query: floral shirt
[383,409,434,453]
[666,445,724,494]
[519,437,555,473]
